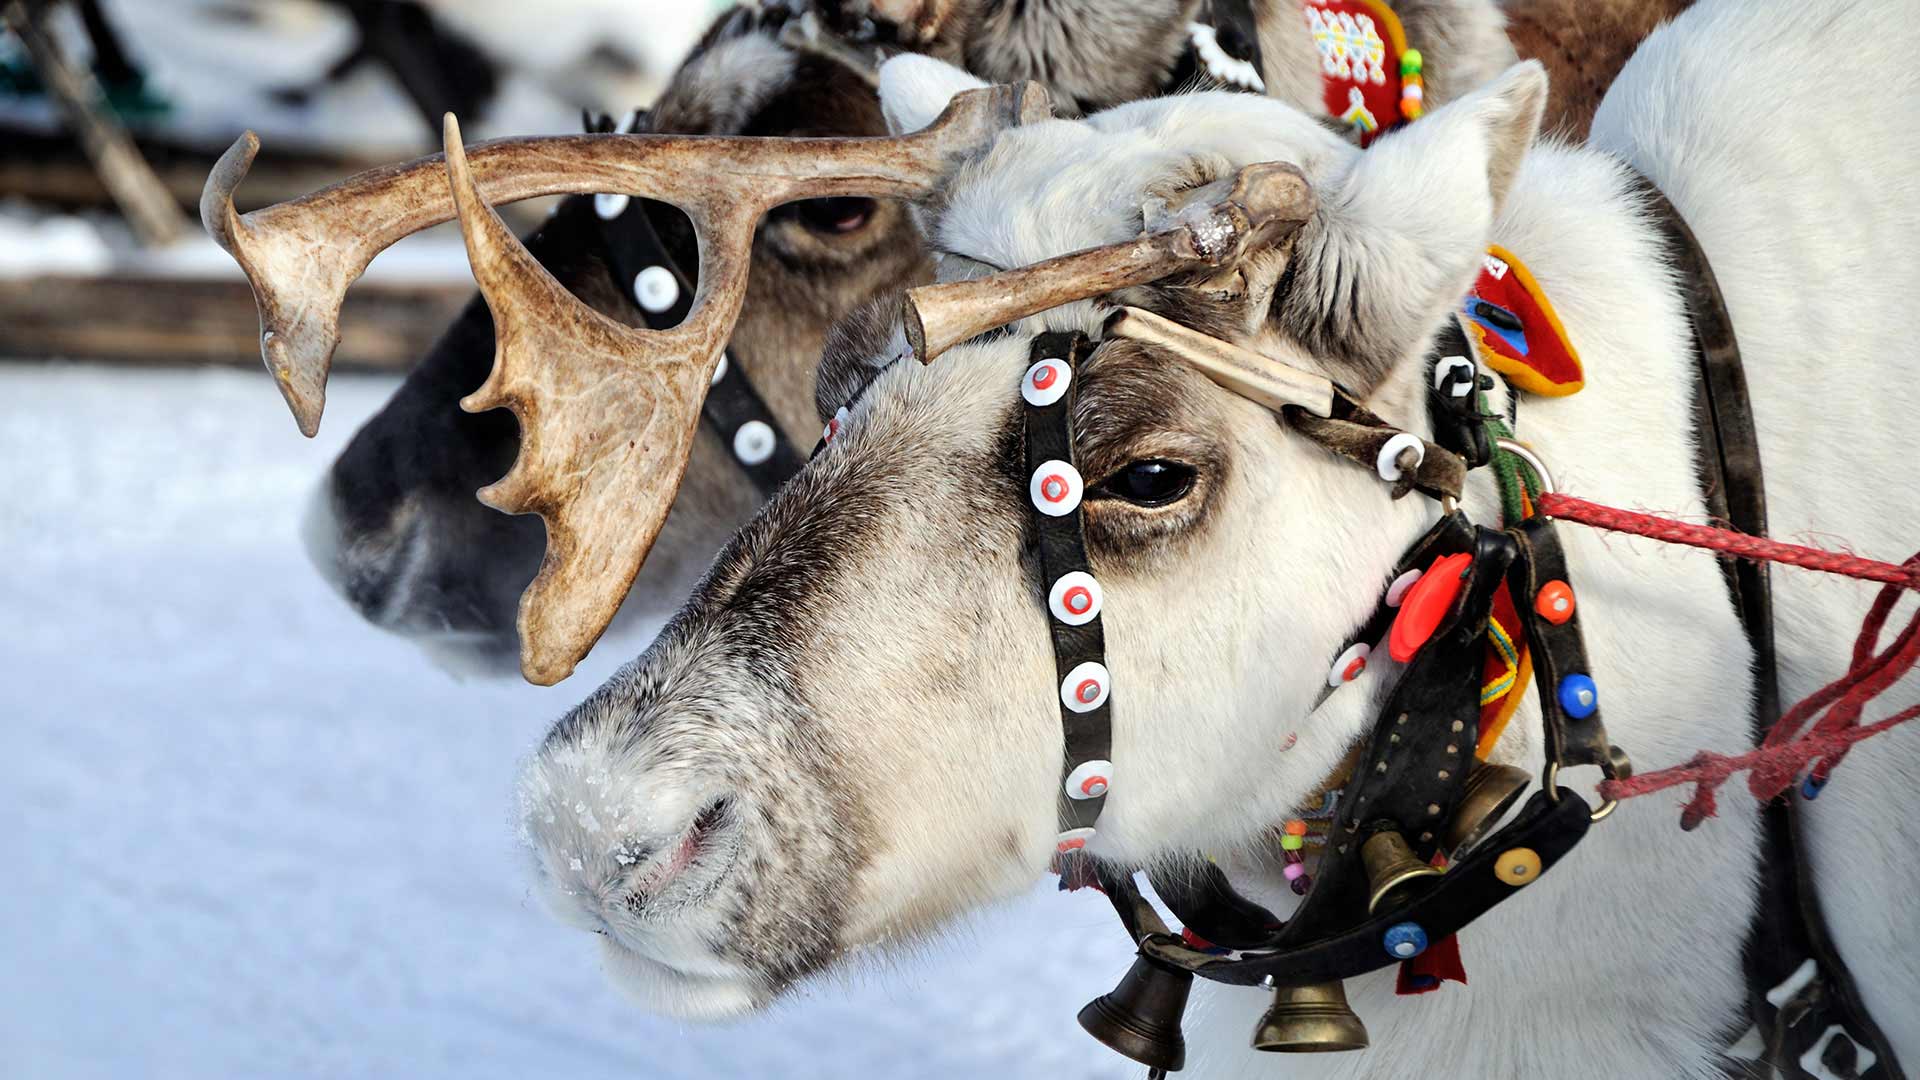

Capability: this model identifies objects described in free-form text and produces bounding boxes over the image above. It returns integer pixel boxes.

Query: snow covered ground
[0,362,1136,1079]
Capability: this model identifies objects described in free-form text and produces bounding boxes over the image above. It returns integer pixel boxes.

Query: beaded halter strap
[1022,331,1115,859]
[585,110,805,496]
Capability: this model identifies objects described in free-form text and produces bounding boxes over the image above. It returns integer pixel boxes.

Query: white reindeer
[517,1,1920,1075]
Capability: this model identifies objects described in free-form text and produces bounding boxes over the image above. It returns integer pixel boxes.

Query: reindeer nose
[301,477,519,637]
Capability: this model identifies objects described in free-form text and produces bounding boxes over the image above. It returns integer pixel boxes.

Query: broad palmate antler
[207,83,1046,683]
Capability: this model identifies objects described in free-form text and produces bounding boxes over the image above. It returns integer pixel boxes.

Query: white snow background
[0,364,1138,1078]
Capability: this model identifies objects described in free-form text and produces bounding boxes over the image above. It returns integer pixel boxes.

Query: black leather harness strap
[587,111,805,496]
[1024,331,1114,842]
[1635,176,1905,1080]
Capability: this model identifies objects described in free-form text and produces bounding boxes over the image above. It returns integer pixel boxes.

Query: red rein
[1531,491,1920,829]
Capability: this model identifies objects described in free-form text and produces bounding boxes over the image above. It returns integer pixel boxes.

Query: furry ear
[877,54,991,135]
[1269,61,1547,391]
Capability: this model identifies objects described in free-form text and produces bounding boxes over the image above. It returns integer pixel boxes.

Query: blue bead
[1383,921,1428,960]
[1558,673,1599,719]
[1801,774,1826,800]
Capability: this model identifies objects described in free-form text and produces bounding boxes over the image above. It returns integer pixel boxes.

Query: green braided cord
[1482,407,1541,524]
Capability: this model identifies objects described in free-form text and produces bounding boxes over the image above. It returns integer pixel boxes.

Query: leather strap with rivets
[587,111,804,496]
[1023,331,1115,847]
[1132,788,1592,985]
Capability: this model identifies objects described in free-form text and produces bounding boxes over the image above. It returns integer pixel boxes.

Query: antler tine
[902,161,1315,362]
[203,81,1050,437]
[440,84,1049,684]
[203,130,333,436]
[442,115,758,685]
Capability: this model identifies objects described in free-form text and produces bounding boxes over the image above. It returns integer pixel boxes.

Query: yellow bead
[1494,847,1542,886]
[1281,833,1305,851]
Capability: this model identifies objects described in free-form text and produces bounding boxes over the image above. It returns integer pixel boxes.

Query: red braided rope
[1527,491,1920,828]
[1535,493,1920,588]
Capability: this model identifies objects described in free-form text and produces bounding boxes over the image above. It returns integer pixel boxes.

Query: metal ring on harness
[1493,437,1556,495]
[1543,747,1634,823]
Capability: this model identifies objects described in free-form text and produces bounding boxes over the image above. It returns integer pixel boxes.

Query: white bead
[1402,83,1424,103]
[1029,460,1085,517]
[1376,432,1425,482]
[1060,660,1111,713]
[1065,759,1113,801]
[1055,826,1096,853]
[732,420,775,466]
[1327,642,1371,688]
[1386,568,1423,607]
[822,405,849,446]
[1433,354,1475,395]
[1048,571,1103,626]
[633,265,679,313]
[1021,357,1072,407]
[710,353,728,386]
[593,192,630,220]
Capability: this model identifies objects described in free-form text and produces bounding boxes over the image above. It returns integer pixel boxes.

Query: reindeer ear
[1271,61,1547,392]
[878,54,991,135]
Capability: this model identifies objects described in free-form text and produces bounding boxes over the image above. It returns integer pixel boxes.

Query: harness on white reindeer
[1007,182,1908,1080]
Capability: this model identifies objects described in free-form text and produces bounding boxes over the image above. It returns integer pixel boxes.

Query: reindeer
[468,0,1913,1075]
[299,4,926,669]
[297,0,1668,673]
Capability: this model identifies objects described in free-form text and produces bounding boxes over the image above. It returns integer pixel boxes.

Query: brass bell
[1440,762,1533,855]
[1361,829,1443,914]
[1251,979,1370,1053]
[1077,954,1193,1072]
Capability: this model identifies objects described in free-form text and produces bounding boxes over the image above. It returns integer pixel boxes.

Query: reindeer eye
[1095,460,1196,507]
[785,196,875,235]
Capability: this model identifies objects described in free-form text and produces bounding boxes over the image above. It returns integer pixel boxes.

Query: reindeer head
[296,6,929,668]
[517,56,1548,1013]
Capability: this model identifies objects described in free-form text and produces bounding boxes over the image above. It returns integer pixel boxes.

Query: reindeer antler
[902,162,1315,361]
[413,85,1045,684]
[203,85,1048,436]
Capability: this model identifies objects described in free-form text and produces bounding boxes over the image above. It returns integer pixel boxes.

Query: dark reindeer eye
[1095,460,1197,507]
[786,196,875,234]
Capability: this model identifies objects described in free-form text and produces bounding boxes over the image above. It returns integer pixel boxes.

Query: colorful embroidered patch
[1302,0,1409,145]
[1463,245,1585,397]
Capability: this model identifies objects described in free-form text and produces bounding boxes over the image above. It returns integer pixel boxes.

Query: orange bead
[1284,819,1309,837]
[1535,580,1576,625]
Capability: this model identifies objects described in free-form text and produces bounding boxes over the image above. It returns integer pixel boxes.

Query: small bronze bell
[1440,762,1532,854]
[1361,829,1443,914]
[1077,954,1193,1071]
[1251,979,1370,1053]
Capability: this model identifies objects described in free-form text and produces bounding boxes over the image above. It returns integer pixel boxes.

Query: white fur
[878,52,989,135]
